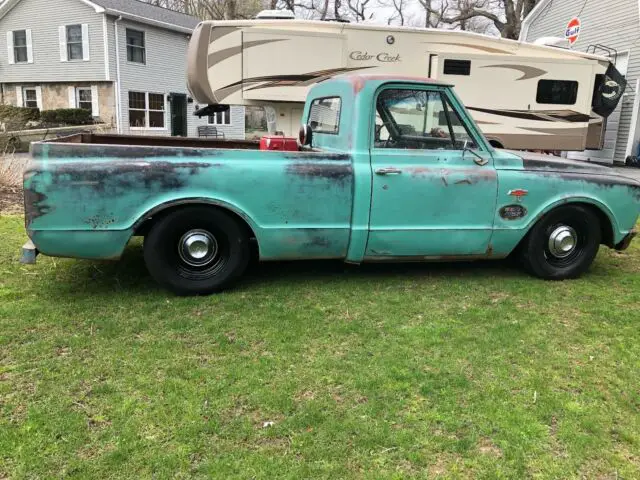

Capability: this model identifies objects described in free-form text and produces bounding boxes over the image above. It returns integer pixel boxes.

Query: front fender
[492,169,638,255]
[527,195,620,238]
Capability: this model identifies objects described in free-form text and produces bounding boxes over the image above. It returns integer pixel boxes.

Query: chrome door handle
[375,167,402,175]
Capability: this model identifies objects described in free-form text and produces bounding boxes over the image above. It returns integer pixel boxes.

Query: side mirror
[462,141,489,166]
[299,124,313,147]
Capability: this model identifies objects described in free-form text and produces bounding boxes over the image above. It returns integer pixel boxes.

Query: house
[0,0,245,139]
[520,0,640,164]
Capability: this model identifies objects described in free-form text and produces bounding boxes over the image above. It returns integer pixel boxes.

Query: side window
[537,80,578,105]
[308,97,341,134]
[374,89,477,150]
[443,59,471,76]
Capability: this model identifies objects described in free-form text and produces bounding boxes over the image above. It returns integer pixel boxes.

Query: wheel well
[579,203,615,248]
[134,202,259,250]
[488,139,504,149]
[519,202,615,248]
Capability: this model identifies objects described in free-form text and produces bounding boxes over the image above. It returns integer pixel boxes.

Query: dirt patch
[478,437,503,457]
[0,184,23,215]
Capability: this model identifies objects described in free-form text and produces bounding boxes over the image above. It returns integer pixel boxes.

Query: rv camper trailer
[187,19,626,151]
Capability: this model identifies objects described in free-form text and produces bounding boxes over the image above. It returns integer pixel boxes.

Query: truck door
[366,86,497,258]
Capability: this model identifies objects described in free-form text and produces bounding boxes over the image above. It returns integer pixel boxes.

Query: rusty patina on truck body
[23,75,640,295]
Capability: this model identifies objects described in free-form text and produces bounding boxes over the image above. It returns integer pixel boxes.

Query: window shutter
[59,26,67,62]
[15,86,23,107]
[7,31,14,65]
[26,29,33,63]
[35,86,43,110]
[68,86,76,108]
[91,85,100,116]
[81,24,90,61]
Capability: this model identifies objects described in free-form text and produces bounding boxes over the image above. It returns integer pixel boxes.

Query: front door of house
[170,93,188,137]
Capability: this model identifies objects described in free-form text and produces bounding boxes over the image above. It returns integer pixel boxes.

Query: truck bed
[46,133,262,151]
[25,131,354,263]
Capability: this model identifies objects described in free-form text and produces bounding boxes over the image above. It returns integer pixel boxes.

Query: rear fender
[131,197,261,238]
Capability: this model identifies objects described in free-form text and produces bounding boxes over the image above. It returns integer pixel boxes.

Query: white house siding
[0,0,108,82]
[523,0,640,163]
[107,16,245,139]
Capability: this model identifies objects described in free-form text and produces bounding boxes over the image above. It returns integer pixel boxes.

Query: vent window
[537,80,578,105]
[444,59,471,76]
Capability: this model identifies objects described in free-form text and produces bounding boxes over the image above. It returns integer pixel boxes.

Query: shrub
[40,108,94,126]
[0,105,40,124]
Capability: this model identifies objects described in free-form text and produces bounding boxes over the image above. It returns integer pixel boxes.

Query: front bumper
[615,229,637,251]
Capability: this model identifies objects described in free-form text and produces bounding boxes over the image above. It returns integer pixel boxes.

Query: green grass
[1,215,639,479]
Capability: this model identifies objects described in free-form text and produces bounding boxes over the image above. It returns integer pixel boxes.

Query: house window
[208,110,231,125]
[537,80,579,105]
[148,93,165,127]
[23,88,38,108]
[129,91,165,129]
[66,24,83,60]
[444,59,471,76]
[77,88,93,114]
[126,29,146,64]
[13,30,28,63]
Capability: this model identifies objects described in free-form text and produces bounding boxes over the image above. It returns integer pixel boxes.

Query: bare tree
[141,0,267,20]
[382,0,407,25]
[346,0,373,22]
[415,0,445,28]
[424,0,540,39]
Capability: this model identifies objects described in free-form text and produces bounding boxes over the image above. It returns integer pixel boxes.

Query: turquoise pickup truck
[23,75,640,295]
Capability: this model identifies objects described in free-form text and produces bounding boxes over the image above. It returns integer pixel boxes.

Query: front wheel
[143,206,250,295]
[520,205,601,280]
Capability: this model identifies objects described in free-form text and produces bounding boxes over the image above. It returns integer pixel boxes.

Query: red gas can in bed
[259,136,299,152]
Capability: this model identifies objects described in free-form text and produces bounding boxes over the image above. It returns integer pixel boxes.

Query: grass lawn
[1,214,639,479]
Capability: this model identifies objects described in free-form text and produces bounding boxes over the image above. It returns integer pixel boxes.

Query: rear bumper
[615,229,637,251]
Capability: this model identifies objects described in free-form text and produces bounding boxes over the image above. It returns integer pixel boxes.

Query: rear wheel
[520,205,601,280]
[143,206,250,295]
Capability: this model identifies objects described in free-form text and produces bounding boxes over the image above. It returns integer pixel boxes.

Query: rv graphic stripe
[214,67,374,101]
[467,107,591,123]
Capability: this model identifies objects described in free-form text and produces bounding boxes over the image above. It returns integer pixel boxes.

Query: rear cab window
[308,97,341,134]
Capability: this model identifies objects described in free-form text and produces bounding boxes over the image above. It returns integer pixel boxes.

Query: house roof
[0,0,201,33]
[91,0,200,32]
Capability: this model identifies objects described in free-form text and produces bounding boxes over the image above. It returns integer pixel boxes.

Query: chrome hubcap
[548,225,577,258]
[178,229,218,267]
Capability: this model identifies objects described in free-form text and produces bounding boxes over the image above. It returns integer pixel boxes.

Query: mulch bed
[0,184,23,215]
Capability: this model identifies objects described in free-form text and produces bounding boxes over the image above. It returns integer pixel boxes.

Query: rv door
[429,54,439,79]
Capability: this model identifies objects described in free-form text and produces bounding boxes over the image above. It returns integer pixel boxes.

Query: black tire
[520,205,601,280]
[143,206,250,295]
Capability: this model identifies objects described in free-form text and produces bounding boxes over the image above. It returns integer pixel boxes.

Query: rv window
[443,60,471,76]
[308,97,341,134]
[536,80,578,105]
